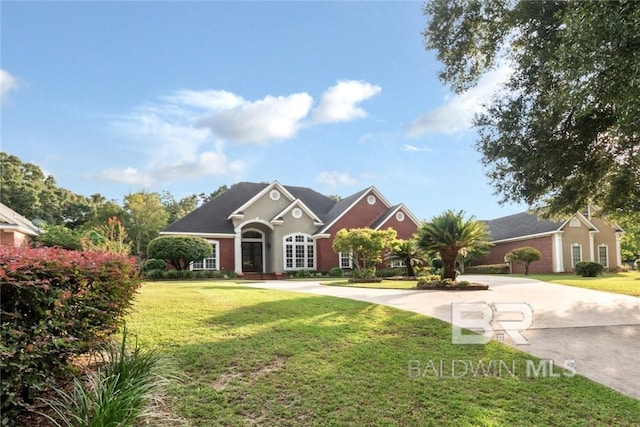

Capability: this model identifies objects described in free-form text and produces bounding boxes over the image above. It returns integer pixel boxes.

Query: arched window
[243,231,262,239]
[283,233,315,270]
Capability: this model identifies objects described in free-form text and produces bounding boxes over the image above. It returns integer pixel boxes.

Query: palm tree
[388,239,425,277]
[416,210,491,280]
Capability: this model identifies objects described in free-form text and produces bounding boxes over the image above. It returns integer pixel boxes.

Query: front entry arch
[241,229,264,273]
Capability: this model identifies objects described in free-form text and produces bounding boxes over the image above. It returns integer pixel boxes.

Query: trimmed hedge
[376,267,406,278]
[464,264,510,274]
[0,246,140,424]
[143,258,167,272]
[328,267,344,277]
[143,269,238,280]
[575,261,604,277]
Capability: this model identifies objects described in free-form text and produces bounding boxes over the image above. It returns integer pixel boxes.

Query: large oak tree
[423,0,640,217]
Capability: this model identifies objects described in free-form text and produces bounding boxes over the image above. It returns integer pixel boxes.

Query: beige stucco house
[161,181,420,276]
[481,206,624,273]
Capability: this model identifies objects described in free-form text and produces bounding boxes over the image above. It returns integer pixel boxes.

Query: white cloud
[407,65,512,138]
[199,93,313,144]
[312,80,381,124]
[93,167,153,186]
[164,90,245,111]
[100,81,380,185]
[103,97,246,186]
[150,151,244,180]
[402,144,432,153]
[112,109,212,165]
[317,171,358,187]
[0,69,19,104]
[93,151,245,186]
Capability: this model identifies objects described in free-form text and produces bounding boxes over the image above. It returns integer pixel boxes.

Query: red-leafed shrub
[0,246,140,423]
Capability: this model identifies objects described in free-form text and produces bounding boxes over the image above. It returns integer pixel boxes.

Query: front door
[242,242,263,272]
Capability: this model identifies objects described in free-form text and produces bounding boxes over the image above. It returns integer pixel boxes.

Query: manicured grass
[126,281,640,426]
[320,279,419,289]
[517,271,640,297]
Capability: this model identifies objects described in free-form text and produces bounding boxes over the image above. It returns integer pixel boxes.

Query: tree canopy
[388,239,425,277]
[1,152,231,257]
[505,246,542,275]
[147,235,213,270]
[332,228,397,279]
[617,213,640,263]
[124,192,169,256]
[423,0,640,217]
[417,210,490,279]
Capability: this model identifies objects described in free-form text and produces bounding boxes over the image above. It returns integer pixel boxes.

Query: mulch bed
[348,278,383,283]
[416,284,489,291]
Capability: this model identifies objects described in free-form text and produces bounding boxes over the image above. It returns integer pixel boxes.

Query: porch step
[240,272,286,281]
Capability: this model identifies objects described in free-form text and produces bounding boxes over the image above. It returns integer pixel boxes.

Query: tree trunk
[406,259,415,277]
[440,250,458,280]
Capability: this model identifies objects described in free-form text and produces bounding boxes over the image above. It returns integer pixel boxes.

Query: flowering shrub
[81,216,131,255]
[0,246,140,424]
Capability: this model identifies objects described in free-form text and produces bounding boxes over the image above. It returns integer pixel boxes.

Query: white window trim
[190,240,220,271]
[571,244,582,268]
[598,244,609,268]
[390,260,407,268]
[339,251,353,269]
[283,233,316,271]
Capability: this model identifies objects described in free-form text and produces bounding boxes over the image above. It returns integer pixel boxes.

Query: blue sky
[1,1,525,221]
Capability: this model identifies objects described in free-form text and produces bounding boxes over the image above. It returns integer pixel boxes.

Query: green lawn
[126,281,640,426]
[320,279,418,289]
[518,271,640,297]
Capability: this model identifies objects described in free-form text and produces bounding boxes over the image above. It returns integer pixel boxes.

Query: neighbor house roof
[484,211,564,242]
[0,202,40,237]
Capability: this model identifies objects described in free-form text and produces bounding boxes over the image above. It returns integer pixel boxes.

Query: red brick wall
[378,215,420,240]
[0,231,15,246]
[479,236,554,274]
[218,238,235,271]
[316,191,390,271]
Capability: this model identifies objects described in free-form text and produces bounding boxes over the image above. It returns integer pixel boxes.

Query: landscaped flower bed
[416,275,489,290]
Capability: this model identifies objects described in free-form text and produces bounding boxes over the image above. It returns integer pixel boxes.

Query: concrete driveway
[244,275,640,399]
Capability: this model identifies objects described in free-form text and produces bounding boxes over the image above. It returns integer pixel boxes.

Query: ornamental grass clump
[42,327,168,427]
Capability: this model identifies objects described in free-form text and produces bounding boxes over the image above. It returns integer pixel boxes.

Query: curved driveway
[245,275,640,399]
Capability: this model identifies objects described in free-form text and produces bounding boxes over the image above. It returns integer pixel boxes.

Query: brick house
[480,207,624,273]
[161,181,421,275]
[0,202,40,247]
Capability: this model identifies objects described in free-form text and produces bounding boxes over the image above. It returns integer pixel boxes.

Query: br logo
[451,302,533,345]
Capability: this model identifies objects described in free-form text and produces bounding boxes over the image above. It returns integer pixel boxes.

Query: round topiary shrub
[575,261,604,277]
[143,258,167,271]
[147,235,212,271]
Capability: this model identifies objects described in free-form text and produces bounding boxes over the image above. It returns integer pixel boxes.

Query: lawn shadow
[153,292,640,426]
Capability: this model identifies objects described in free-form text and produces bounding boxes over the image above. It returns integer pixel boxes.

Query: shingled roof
[484,211,564,242]
[163,182,338,235]
[0,202,40,236]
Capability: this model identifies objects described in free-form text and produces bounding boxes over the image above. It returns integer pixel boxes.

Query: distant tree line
[0,152,228,256]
